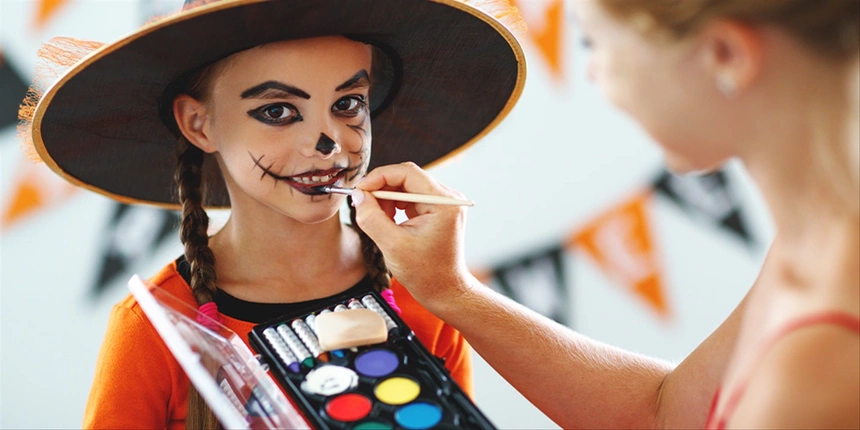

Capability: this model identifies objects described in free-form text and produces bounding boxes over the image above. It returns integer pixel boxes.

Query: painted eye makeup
[332,95,367,118]
[248,103,303,125]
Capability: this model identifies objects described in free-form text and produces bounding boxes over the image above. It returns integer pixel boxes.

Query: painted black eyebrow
[335,70,370,92]
[240,81,311,99]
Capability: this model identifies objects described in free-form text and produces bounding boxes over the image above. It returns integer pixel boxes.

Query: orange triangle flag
[569,191,670,317]
[2,161,78,229]
[514,0,565,81]
[34,0,70,29]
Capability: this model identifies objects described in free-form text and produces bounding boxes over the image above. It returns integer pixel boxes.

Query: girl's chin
[279,204,344,225]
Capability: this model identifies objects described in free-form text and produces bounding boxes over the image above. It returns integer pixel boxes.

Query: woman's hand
[352,162,476,312]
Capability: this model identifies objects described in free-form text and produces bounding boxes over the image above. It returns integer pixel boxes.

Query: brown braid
[175,136,221,429]
[348,196,391,292]
[175,137,218,304]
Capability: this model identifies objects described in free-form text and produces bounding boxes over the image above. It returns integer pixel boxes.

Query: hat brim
[32,0,526,209]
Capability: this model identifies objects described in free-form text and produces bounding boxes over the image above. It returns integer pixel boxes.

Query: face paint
[315,133,338,155]
[348,146,370,182]
[345,113,371,181]
[202,37,372,223]
[248,151,370,197]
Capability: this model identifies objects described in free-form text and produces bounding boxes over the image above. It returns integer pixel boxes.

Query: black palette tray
[249,288,495,430]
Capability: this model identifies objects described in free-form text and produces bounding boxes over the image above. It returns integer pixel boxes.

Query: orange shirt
[83,260,473,428]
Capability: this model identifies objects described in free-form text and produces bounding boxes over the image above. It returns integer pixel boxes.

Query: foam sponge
[315,309,388,351]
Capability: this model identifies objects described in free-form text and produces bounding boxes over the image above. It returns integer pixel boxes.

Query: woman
[20,0,526,427]
[353,0,860,428]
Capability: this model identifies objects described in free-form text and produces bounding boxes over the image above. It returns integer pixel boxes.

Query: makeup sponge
[315,309,388,351]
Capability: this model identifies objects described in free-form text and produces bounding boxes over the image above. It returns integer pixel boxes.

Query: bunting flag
[33,0,71,29]
[568,191,670,318]
[652,168,755,249]
[461,168,760,324]
[490,245,570,325]
[91,203,180,297]
[2,161,79,229]
[513,0,566,81]
[0,50,29,130]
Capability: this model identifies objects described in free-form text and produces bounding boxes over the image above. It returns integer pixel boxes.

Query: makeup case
[247,287,496,430]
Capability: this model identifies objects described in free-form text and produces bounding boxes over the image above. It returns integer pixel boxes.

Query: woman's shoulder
[727,311,860,428]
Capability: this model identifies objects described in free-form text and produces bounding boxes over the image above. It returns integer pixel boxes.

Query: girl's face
[573,1,738,173]
[190,36,373,223]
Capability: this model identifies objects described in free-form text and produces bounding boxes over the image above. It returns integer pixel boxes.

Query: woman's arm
[655,287,751,428]
[354,163,748,428]
[428,273,748,429]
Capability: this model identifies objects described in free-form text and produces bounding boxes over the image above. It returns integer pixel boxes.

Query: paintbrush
[316,186,475,207]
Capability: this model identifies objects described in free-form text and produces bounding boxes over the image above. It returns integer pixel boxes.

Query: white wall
[1,0,772,427]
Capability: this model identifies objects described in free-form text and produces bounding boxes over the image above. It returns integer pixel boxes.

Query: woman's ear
[173,94,216,153]
[697,20,764,95]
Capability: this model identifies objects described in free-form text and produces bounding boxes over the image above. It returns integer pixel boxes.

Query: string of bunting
[474,168,756,326]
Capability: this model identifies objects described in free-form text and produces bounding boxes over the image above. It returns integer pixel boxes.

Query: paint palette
[249,288,495,430]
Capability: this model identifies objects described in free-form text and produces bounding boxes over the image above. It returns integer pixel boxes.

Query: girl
[20,0,526,427]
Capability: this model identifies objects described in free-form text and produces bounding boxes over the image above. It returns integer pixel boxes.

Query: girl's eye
[249,103,302,124]
[332,95,367,117]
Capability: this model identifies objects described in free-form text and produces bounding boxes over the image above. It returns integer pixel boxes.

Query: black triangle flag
[491,244,571,326]
[653,168,755,249]
[92,203,180,298]
[0,50,29,130]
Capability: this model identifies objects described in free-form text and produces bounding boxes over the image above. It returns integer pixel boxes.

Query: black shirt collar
[175,255,373,323]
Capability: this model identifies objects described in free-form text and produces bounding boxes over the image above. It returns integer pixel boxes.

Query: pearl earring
[717,74,737,96]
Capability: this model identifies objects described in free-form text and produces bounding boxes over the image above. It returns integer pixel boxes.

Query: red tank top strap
[705,387,722,429]
[707,311,860,429]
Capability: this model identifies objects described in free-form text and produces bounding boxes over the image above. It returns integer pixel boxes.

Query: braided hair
[175,137,219,306]
[174,136,222,429]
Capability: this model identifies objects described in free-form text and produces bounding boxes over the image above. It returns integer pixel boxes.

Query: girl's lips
[287,167,343,185]
[287,170,345,195]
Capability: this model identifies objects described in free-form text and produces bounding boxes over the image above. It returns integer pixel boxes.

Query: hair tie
[196,301,223,330]
[380,289,402,316]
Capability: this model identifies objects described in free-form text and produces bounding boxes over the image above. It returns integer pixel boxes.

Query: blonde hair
[599,0,860,216]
